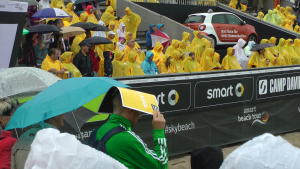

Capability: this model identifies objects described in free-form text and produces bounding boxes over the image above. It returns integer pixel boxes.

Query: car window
[226,14,242,25]
[185,16,206,23]
[211,15,227,24]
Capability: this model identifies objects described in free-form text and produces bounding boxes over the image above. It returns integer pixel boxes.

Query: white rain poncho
[233,38,248,69]
[39,0,50,10]
[116,22,126,39]
[25,128,128,169]
[244,41,255,58]
[93,21,107,38]
[220,133,300,169]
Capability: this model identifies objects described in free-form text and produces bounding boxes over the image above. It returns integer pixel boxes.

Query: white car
[183,12,258,45]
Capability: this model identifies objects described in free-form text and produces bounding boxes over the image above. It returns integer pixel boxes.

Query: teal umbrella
[22,29,29,35]
[5,77,129,131]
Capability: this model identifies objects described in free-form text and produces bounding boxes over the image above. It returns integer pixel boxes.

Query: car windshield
[185,15,206,23]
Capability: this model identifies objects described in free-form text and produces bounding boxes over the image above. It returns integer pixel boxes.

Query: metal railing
[129,0,217,5]
[53,71,74,79]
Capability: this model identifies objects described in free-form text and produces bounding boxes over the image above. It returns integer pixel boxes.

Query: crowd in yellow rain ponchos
[228,0,247,11]
[50,0,65,9]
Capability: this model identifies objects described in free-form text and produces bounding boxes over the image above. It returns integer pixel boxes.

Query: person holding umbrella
[73,41,94,77]
[247,48,267,68]
[64,3,80,24]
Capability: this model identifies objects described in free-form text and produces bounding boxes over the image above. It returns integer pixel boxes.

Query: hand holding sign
[152,109,166,130]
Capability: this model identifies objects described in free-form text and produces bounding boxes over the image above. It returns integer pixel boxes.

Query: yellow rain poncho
[200,41,212,66]
[191,31,204,50]
[100,6,117,26]
[124,32,145,63]
[151,41,164,68]
[182,32,192,52]
[112,51,125,77]
[61,52,82,78]
[41,55,68,78]
[293,39,300,58]
[184,55,202,72]
[178,40,188,55]
[277,38,292,65]
[269,37,286,66]
[202,48,218,71]
[171,51,184,73]
[222,47,242,70]
[261,39,277,65]
[165,39,180,57]
[280,19,287,28]
[65,3,80,24]
[159,55,174,74]
[257,12,264,19]
[294,25,300,33]
[123,51,145,76]
[247,51,266,68]
[291,15,297,25]
[63,17,71,27]
[72,33,86,56]
[272,9,282,25]
[279,7,286,18]
[123,7,141,39]
[50,0,65,9]
[101,35,118,53]
[85,5,97,24]
[106,21,119,43]
[213,52,221,67]
[193,38,208,63]
[285,39,300,64]
[95,46,104,77]
[123,45,138,63]
[106,0,116,11]
[263,10,276,24]
[285,20,293,31]
[284,6,292,18]
[80,13,88,22]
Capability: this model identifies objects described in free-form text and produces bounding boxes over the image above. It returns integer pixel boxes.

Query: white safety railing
[53,71,74,79]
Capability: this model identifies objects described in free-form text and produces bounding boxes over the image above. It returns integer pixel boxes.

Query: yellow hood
[114,51,124,61]
[125,7,132,16]
[278,38,286,47]
[276,5,280,11]
[193,31,201,39]
[280,19,287,26]
[213,52,220,62]
[227,47,234,56]
[108,21,116,31]
[270,37,277,45]
[286,39,293,47]
[200,38,208,47]
[172,51,181,61]
[179,40,186,49]
[182,32,191,41]
[171,39,180,49]
[66,3,73,12]
[153,41,164,52]
[63,17,71,23]
[260,39,269,44]
[61,52,73,64]
[294,25,299,32]
[106,6,114,14]
[80,13,87,22]
[128,51,137,63]
[257,12,264,19]
[75,33,86,40]
[206,48,215,58]
[294,39,300,47]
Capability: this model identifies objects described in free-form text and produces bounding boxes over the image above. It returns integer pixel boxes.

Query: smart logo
[207,83,244,99]
[259,80,267,95]
[157,90,179,106]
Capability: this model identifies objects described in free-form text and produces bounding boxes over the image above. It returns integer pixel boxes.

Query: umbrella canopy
[70,22,96,30]
[93,24,110,31]
[5,77,129,131]
[151,29,171,49]
[250,43,275,51]
[0,67,61,100]
[85,37,113,45]
[26,24,62,33]
[32,8,70,18]
[60,26,85,38]
[74,0,105,6]
[22,29,29,35]
[8,0,38,6]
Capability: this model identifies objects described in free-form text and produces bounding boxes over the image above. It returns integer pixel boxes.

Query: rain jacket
[80,13,88,22]
[156,24,164,32]
[100,6,117,26]
[193,38,208,63]
[213,52,221,67]
[93,114,168,169]
[65,3,80,24]
[0,130,17,169]
[277,38,292,65]
[93,21,107,37]
[191,31,203,50]
[272,9,282,25]
[244,41,255,57]
[280,19,287,28]
[293,39,300,58]
[222,47,242,70]
[50,0,65,9]
[260,39,277,66]
[257,12,264,19]
[101,35,118,53]
[182,32,192,52]
[146,24,156,47]
[106,0,116,11]
[73,50,93,77]
[247,51,267,68]
[269,37,286,66]
[285,39,300,64]
[96,45,105,77]
[170,51,184,73]
[41,55,68,78]
[116,22,126,39]
[202,48,217,71]
[124,51,145,76]
[159,55,174,74]
[61,52,82,77]
[71,33,86,56]
[286,20,293,31]
[124,32,145,63]
[112,51,125,77]
[151,41,164,68]
[294,25,300,32]
[123,7,141,39]
[141,51,159,75]
[85,5,97,24]
[106,21,119,43]
[284,6,292,18]
[263,10,276,24]
[200,41,212,66]
[165,39,180,57]
[279,7,286,18]
[178,40,188,55]
[233,38,249,68]
[123,45,140,64]
[184,56,202,72]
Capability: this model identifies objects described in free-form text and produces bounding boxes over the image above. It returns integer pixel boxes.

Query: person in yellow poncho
[41,49,68,79]
[277,38,292,65]
[294,25,300,33]
[200,41,212,66]
[191,31,206,50]
[100,6,117,26]
[284,6,292,18]
[151,41,164,68]
[291,15,297,25]
[106,21,119,43]
[72,33,86,56]
[280,19,287,28]
[182,32,192,52]
[84,5,98,24]
[123,40,139,62]
[272,9,282,25]
[260,39,277,66]
[284,39,300,64]
[178,40,188,55]
[64,3,80,24]
[61,52,82,77]
[106,0,116,11]
[111,51,125,77]
[268,37,286,66]
[165,39,180,57]
[222,47,242,70]
[279,7,286,18]
[257,12,264,19]
[213,52,222,68]
[171,51,185,73]
[123,7,141,39]
[184,52,201,72]
[95,45,104,77]
[80,13,88,22]
[276,5,280,11]
[263,10,276,24]
[101,31,119,53]
[159,55,174,74]
[247,48,267,68]
[63,17,72,27]
[123,51,145,76]
[50,0,65,9]
[286,20,293,31]
[124,32,145,63]
[193,38,209,63]
[293,39,300,58]
[202,48,218,71]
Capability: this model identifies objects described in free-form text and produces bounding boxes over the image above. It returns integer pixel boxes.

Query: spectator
[80,13,88,22]
[123,51,145,76]
[93,21,106,37]
[202,49,222,71]
[103,31,118,53]
[265,58,275,67]
[38,0,50,10]
[191,31,203,50]
[73,41,93,77]
[213,52,222,68]
[91,0,101,20]
[106,0,116,11]
[277,38,292,65]
[23,33,37,67]
[103,51,113,77]
[146,24,156,51]
[72,33,86,56]
[85,5,97,24]
[49,34,65,60]
[293,20,299,29]
[247,48,267,68]
[107,21,119,42]
[65,3,80,23]
[261,39,277,66]
[182,31,192,51]
[141,51,159,75]
[34,34,48,68]
[0,98,18,169]
[165,39,180,57]
[263,10,276,24]
[61,52,82,78]
[112,51,125,77]
[27,6,39,26]
[50,0,65,9]
[178,40,188,55]
[257,12,264,19]
[88,44,100,77]
[100,6,118,26]
[285,39,300,64]
[151,41,164,68]
[191,145,223,169]
[273,9,282,25]
[159,55,174,74]
[123,39,138,62]
[95,45,105,77]
[116,22,126,40]
[170,51,184,73]
[284,6,292,18]
[41,48,68,78]
[125,32,145,63]
[11,114,65,169]
[62,16,72,27]
[293,39,300,59]
[268,37,285,66]
[233,38,248,69]
[184,52,202,72]
[222,47,242,70]
[156,24,169,38]
[280,19,287,28]
[89,90,168,168]
[117,38,126,52]
[123,7,141,39]
[279,7,286,18]
[200,41,213,66]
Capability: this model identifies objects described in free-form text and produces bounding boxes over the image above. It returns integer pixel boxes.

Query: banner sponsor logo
[238,106,269,125]
[165,121,195,134]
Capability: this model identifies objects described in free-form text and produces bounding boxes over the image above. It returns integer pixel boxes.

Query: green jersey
[95,114,168,169]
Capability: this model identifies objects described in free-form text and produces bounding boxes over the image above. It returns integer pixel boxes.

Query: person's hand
[137,49,142,53]
[59,70,65,74]
[40,44,45,49]
[152,109,166,130]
